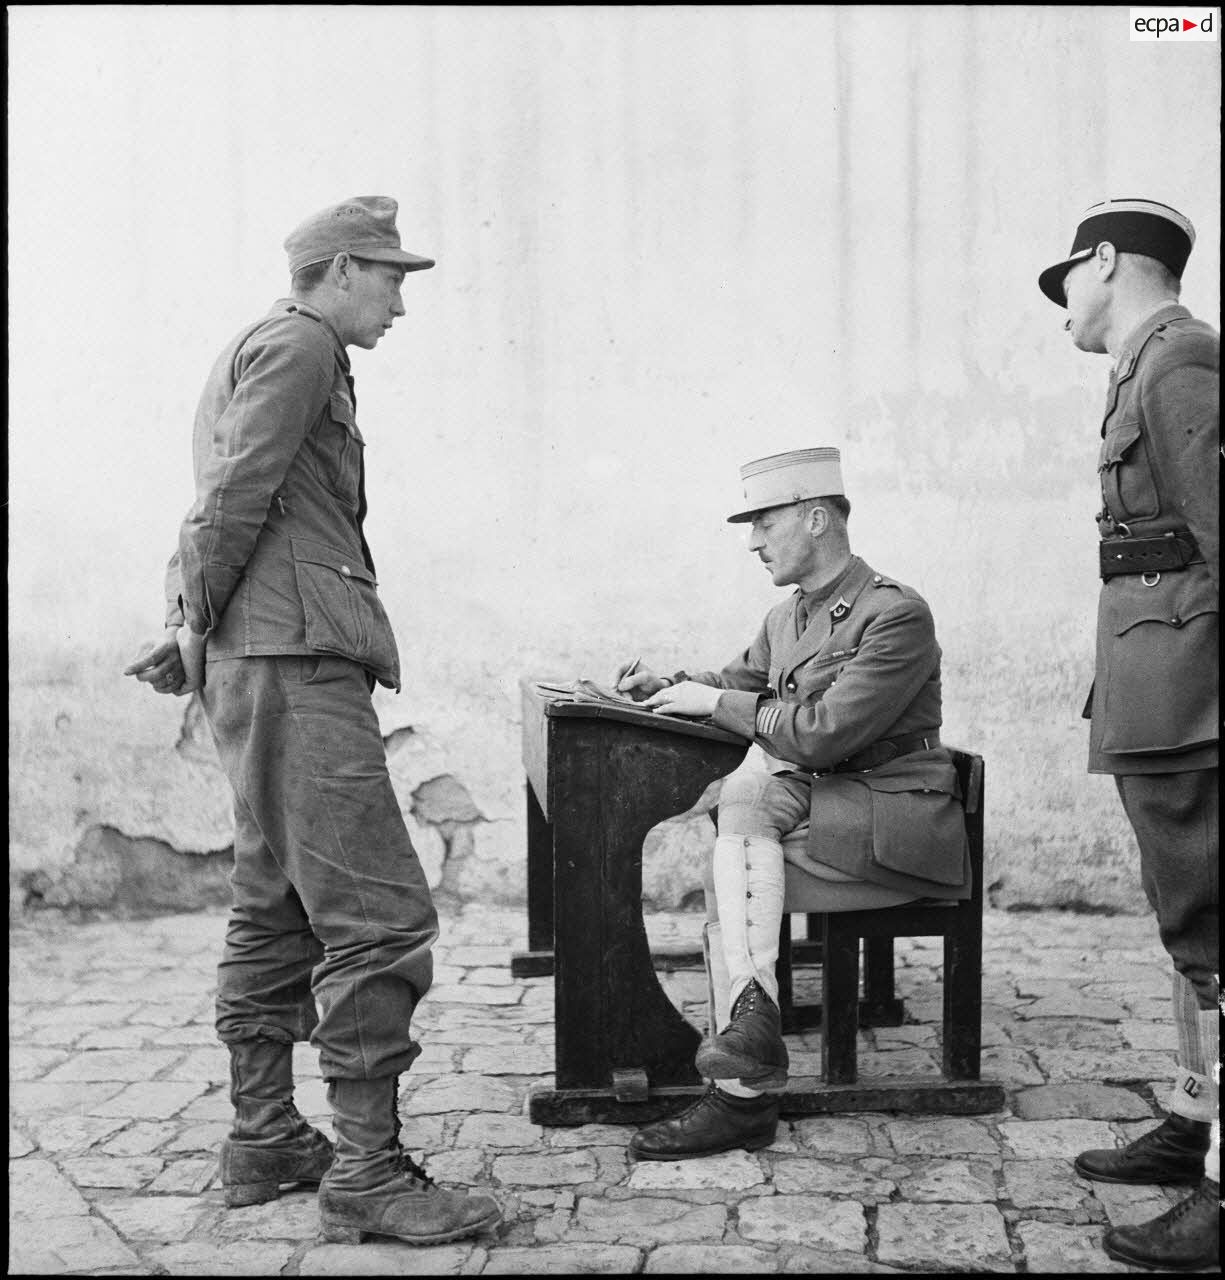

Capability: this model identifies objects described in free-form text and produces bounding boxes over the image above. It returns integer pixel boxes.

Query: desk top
[521,676,749,747]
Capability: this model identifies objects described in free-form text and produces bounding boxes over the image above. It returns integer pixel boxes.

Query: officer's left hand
[642,680,721,717]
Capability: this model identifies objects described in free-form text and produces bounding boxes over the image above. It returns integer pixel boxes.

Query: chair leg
[821,918,860,1084]
[942,909,983,1080]
[863,937,905,1024]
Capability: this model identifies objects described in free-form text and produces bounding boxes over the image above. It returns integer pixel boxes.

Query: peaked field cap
[726,447,845,523]
[1037,198,1195,306]
[284,196,435,275]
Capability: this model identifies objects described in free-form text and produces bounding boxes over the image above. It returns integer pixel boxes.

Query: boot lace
[731,980,764,1020]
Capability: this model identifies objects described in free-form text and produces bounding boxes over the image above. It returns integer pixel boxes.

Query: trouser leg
[1115,769,1219,1148]
[215,790,323,1048]
[203,656,439,1082]
[1115,769,1218,1011]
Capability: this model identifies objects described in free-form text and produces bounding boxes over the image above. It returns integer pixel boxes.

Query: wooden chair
[775,748,986,1085]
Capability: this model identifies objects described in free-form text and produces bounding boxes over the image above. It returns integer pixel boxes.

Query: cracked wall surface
[9,657,728,921]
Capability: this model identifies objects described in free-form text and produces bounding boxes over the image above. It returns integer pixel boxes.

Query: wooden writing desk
[516,678,748,1124]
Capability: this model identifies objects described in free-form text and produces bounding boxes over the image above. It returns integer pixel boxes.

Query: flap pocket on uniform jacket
[865,775,968,887]
[1098,419,1158,521]
[292,537,377,584]
[290,537,399,684]
[1099,419,1142,470]
[1100,574,1219,754]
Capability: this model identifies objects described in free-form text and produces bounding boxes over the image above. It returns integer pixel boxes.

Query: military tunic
[1088,303,1219,774]
[1084,302,1219,1008]
[690,555,971,900]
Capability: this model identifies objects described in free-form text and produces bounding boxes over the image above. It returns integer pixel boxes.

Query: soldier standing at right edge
[1038,197,1219,1271]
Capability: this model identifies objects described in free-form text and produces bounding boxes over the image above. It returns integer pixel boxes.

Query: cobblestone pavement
[9,905,1215,1274]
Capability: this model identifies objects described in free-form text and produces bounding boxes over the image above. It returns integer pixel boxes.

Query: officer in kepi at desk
[1038,197,1219,1273]
[612,447,971,1161]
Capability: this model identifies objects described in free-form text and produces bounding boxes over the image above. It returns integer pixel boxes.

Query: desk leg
[511,782,555,979]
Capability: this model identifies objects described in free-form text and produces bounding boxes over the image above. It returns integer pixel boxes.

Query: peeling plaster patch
[406,776,486,902]
[411,775,485,826]
[383,726,416,754]
[21,826,233,919]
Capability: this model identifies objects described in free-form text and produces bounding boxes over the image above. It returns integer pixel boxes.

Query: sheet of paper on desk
[572,678,657,709]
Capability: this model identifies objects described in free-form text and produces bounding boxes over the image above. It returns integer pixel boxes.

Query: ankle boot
[318,1077,502,1245]
[219,1038,334,1208]
[1102,1177,1220,1271]
[1075,1113,1209,1185]
[630,1084,779,1160]
[695,979,789,1091]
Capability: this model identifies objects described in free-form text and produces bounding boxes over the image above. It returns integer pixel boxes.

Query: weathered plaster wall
[8,7,1220,918]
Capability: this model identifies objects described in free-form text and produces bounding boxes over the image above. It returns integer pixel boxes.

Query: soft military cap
[1038,198,1195,307]
[726,447,845,523]
[284,196,435,275]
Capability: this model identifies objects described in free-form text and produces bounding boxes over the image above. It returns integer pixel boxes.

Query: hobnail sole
[694,1045,789,1092]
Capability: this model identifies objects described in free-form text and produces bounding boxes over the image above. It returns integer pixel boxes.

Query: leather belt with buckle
[816,731,941,776]
[1099,530,1201,581]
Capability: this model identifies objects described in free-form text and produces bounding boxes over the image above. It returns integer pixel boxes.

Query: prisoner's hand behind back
[176,625,207,695]
[122,627,187,695]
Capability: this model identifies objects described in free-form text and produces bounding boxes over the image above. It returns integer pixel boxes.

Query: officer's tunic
[690,555,971,901]
[1087,303,1219,774]
[1084,302,1219,1007]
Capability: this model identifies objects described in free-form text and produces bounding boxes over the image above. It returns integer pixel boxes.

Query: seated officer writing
[616,447,970,1160]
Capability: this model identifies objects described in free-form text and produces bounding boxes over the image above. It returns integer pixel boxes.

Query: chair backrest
[947,747,985,907]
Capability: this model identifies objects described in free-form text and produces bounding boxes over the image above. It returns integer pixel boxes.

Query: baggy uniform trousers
[204,654,438,1080]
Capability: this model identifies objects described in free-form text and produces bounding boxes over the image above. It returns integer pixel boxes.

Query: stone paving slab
[8,905,1219,1274]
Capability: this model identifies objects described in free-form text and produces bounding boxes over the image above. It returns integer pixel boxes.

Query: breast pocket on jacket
[1098,419,1159,523]
[310,392,364,509]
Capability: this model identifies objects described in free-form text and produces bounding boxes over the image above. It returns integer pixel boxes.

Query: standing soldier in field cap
[615,448,971,1160]
[123,197,502,1246]
[1038,197,1219,1271]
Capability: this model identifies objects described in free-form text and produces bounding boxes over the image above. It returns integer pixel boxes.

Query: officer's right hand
[613,663,665,699]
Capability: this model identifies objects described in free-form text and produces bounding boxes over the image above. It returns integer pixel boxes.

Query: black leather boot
[1074,1113,1209,1185]
[1102,1177,1220,1271]
[629,1084,780,1160]
[318,1077,502,1245]
[694,979,789,1091]
[219,1038,334,1208]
